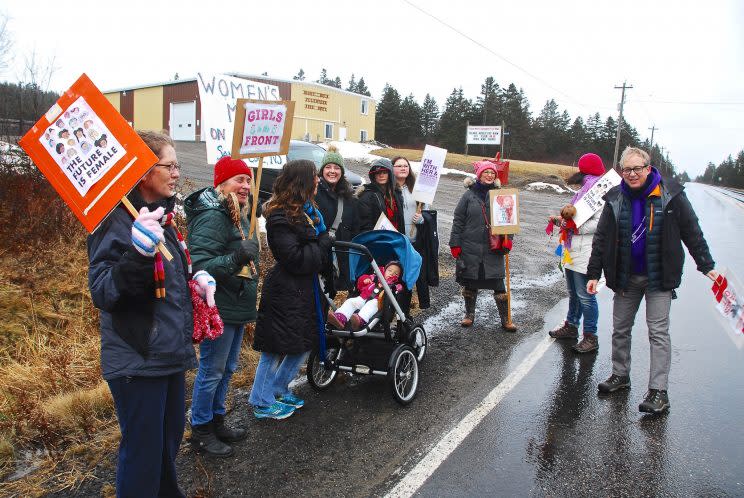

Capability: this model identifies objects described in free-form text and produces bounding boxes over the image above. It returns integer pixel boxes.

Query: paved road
[407,183,744,497]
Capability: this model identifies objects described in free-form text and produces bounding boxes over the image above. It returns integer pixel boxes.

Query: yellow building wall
[133,86,164,131]
[104,92,120,112]
[290,83,375,142]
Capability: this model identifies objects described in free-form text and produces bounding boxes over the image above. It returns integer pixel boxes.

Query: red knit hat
[577,153,605,177]
[213,156,252,187]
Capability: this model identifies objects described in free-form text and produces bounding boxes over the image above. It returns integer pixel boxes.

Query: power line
[634,99,744,105]
[400,0,594,112]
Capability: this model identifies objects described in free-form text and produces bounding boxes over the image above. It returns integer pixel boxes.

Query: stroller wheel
[389,346,419,405]
[410,324,427,363]
[307,347,340,391]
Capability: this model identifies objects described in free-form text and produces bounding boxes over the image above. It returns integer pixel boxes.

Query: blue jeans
[107,373,185,498]
[190,323,245,426]
[565,268,598,334]
[248,351,308,408]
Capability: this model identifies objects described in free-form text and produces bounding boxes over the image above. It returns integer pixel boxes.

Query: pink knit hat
[577,153,605,177]
[473,160,497,180]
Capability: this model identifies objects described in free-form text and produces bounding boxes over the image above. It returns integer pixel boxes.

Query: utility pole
[648,125,657,150]
[659,146,665,170]
[612,81,633,168]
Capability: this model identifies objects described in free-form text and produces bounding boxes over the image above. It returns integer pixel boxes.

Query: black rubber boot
[494,293,517,332]
[461,289,477,327]
[190,422,233,457]
[213,414,247,443]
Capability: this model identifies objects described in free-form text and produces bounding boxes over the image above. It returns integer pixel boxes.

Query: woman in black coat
[448,162,517,332]
[248,160,332,419]
[357,158,405,232]
[315,145,360,292]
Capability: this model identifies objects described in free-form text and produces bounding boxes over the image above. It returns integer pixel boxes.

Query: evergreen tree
[331,76,342,89]
[421,93,439,141]
[399,94,423,146]
[346,74,357,93]
[317,68,329,85]
[500,84,532,158]
[355,77,371,96]
[568,117,588,158]
[436,88,471,153]
[293,68,305,81]
[375,84,403,145]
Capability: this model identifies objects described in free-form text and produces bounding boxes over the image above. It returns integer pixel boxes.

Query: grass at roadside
[370,148,577,183]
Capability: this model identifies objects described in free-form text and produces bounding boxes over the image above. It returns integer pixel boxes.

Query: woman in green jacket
[184,156,260,457]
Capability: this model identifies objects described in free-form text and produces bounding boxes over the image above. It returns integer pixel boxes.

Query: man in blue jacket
[586,147,718,414]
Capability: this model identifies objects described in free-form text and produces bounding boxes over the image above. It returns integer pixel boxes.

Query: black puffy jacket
[252,209,330,355]
[315,179,360,290]
[586,177,714,291]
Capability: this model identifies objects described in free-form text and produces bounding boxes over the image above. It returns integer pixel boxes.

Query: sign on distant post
[197,73,280,165]
[412,144,448,205]
[18,73,158,233]
[230,99,296,238]
[467,125,502,145]
[573,169,622,227]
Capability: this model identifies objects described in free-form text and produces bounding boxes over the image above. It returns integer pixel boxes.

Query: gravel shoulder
[60,143,574,497]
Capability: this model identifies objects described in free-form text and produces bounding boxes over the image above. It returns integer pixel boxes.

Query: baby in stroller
[327,261,404,331]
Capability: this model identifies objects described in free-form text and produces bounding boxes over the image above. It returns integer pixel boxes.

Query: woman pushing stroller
[327,261,404,331]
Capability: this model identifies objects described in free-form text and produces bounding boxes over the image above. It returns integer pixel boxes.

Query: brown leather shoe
[327,310,344,330]
[572,333,598,353]
[461,314,474,327]
[349,313,365,331]
[549,321,579,339]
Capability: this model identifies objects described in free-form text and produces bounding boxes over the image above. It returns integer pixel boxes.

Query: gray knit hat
[321,145,345,170]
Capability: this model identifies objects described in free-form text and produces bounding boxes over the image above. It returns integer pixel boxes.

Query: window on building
[360,99,369,115]
[324,123,333,140]
[360,129,368,142]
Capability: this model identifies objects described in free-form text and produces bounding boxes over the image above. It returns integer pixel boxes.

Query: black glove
[317,231,332,252]
[232,238,259,266]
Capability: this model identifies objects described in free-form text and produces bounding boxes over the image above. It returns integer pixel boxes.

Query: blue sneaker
[253,401,295,420]
[276,393,305,409]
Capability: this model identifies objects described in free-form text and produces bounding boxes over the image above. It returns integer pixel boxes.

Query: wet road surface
[408,183,744,497]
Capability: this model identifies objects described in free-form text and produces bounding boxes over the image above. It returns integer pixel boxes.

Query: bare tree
[0,12,12,74]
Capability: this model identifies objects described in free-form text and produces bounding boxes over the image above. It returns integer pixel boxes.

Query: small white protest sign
[412,145,447,205]
[374,212,397,231]
[196,73,280,164]
[573,169,622,227]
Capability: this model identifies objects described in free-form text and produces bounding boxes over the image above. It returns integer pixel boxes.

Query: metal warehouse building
[103,73,376,143]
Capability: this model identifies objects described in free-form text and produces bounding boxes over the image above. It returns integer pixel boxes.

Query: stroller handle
[332,240,373,258]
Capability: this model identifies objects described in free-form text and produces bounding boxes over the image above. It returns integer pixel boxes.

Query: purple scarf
[571,174,601,204]
[620,167,662,275]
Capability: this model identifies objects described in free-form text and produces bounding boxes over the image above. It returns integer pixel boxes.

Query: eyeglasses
[620,165,647,176]
[155,162,181,173]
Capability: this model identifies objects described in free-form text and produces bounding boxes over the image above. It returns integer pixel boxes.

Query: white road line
[385,335,555,498]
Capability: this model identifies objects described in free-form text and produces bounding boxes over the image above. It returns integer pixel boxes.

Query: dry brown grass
[371,148,578,182]
[0,163,270,495]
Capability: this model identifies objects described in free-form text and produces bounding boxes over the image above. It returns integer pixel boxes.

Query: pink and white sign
[238,102,288,156]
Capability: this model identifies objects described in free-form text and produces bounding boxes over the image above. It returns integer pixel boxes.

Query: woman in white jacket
[548,153,606,353]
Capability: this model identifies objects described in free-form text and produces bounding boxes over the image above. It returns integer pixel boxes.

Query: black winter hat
[368,158,393,182]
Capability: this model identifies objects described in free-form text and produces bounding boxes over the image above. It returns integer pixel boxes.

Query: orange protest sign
[18,73,158,233]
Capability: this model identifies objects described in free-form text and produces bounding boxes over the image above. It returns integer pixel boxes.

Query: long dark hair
[391,156,415,193]
[567,171,587,185]
[264,160,317,221]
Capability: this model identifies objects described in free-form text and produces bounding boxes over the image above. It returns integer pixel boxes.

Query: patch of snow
[320,141,385,163]
[525,182,569,194]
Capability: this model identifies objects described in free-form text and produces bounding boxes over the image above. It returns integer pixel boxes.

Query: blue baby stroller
[306,230,428,405]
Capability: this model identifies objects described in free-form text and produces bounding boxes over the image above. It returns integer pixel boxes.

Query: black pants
[107,372,186,498]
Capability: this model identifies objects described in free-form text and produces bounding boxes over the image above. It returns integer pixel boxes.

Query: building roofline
[104,73,376,102]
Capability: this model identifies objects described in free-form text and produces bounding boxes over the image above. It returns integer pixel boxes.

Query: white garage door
[170,101,196,141]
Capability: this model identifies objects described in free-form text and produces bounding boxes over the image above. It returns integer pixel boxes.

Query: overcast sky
[3,0,742,177]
